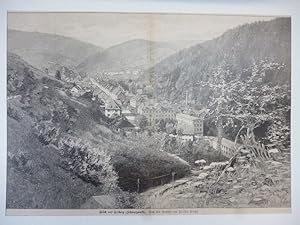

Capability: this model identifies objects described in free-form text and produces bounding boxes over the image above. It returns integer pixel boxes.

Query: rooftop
[105,100,120,109]
[142,104,174,112]
[176,113,200,121]
[111,118,135,128]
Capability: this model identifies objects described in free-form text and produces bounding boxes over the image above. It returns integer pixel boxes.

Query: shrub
[114,190,140,209]
[162,136,228,165]
[190,139,228,164]
[39,95,53,106]
[7,103,22,121]
[239,130,271,164]
[7,71,24,94]
[135,115,148,130]
[58,136,118,192]
[33,121,60,145]
[111,145,191,192]
[52,103,70,124]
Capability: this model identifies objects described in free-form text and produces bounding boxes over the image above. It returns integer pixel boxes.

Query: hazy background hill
[76,39,188,78]
[8,29,103,73]
[144,18,291,103]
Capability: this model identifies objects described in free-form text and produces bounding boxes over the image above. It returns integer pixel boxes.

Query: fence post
[172,172,176,188]
[137,178,140,193]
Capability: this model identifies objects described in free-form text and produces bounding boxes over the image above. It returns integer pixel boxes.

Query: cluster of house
[67,78,207,138]
[103,97,206,137]
[68,77,127,102]
[67,80,237,159]
[96,79,126,102]
[65,78,240,159]
[100,69,142,80]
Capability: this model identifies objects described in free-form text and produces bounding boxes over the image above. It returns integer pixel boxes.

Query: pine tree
[55,70,61,80]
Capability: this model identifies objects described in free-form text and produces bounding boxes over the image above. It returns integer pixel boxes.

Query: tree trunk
[216,117,223,154]
[234,125,245,150]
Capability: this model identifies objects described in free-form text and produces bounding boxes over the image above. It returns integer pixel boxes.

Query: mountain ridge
[76,38,189,78]
[8,29,103,73]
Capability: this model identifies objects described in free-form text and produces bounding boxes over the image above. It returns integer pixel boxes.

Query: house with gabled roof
[104,100,121,118]
[109,117,136,134]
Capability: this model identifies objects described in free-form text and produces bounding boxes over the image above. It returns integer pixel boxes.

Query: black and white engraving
[6,13,291,212]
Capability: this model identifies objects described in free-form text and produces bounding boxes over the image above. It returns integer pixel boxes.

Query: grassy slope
[7,114,101,209]
[7,66,111,208]
[7,54,191,208]
[139,154,291,209]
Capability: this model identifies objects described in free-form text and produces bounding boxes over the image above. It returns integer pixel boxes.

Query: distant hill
[144,18,291,103]
[8,29,102,73]
[76,39,185,79]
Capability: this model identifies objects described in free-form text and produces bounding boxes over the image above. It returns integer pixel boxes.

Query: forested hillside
[145,18,290,103]
[76,39,182,78]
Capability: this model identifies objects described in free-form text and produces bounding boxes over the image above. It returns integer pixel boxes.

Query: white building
[105,100,121,118]
[205,136,237,158]
[70,85,83,97]
[122,109,136,124]
[140,105,176,126]
[129,96,137,108]
[176,113,203,136]
[130,95,146,109]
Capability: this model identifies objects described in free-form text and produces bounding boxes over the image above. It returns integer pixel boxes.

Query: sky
[7,12,275,48]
